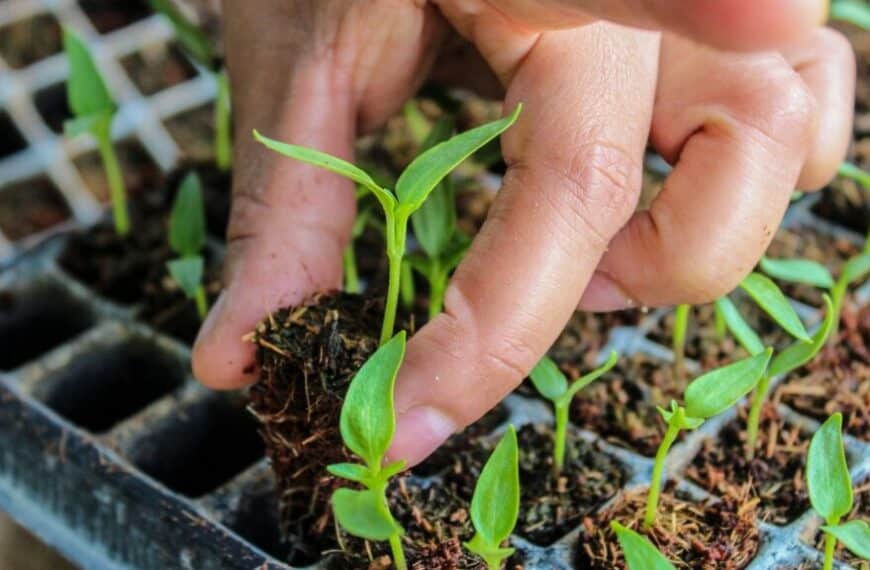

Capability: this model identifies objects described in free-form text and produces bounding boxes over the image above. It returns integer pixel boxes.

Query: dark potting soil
[0,12,63,69]
[687,404,810,526]
[135,264,220,345]
[576,484,760,569]
[777,304,870,442]
[811,182,869,235]
[0,176,71,240]
[164,162,232,239]
[79,0,151,34]
[120,43,198,96]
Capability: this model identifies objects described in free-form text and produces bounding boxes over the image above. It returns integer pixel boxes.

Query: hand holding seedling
[193,0,855,467]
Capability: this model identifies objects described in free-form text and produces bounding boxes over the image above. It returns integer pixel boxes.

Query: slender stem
[822,531,836,570]
[96,124,129,236]
[343,244,360,294]
[829,283,845,348]
[644,414,681,528]
[380,215,407,346]
[745,374,771,459]
[428,261,446,320]
[400,260,415,310]
[389,533,407,570]
[215,69,232,172]
[672,304,690,376]
[194,285,208,320]
[714,303,726,341]
[484,555,503,570]
[553,401,569,475]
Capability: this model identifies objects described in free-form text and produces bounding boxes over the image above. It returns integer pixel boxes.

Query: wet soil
[136,262,220,345]
[0,176,71,240]
[0,12,63,69]
[121,43,198,96]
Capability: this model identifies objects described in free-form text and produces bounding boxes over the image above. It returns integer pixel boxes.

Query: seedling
[465,425,520,570]
[807,413,870,570]
[830,0,870,30]
[529,350,619,474]
[342,190,373,294]
[167,173,209,319]
[255,104,522,345]
[149,0,232,171]
[716,292,836,458]
[644,350,772,527]
[610,521,676,570]
[671,304,690,375]
[63,29,129,236]
[327,332,408,569]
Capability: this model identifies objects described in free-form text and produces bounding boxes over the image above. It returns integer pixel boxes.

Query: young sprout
[610,521,676,570]
[63,29,128,236]
[671,304,690,375]
[148,0,232,171]
[328,332,408,570]
[644,350,772,528]
[529,350,619,475]
[807,413,870,570]
[717,292,836,458]
[342,195,372,294]
[254,104,522,345]
[465,425,520,570]
[830,0,870,30]
[167,173,209,319]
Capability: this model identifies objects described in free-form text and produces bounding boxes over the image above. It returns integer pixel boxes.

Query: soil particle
[576,484,760,569]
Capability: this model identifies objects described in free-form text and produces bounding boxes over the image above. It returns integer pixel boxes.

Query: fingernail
[195,290,228,348]
[578,272,636,311]
[387,406,457,467]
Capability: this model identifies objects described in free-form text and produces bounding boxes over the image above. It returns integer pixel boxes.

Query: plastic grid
[0,0,217,262]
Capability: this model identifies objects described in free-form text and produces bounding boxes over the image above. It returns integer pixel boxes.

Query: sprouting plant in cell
[806,413,870,570]
[342,188,376,294]
[610,521,676,570]
[63,29,129,236]
[464,425,520,570]
[327,332,408,570]
[529,350,619,475]
[644,349,772,528]
[671,304,690,375]
[255,104,522,345]
[718,276,839,457]
[167,173,209,320]
[148,0,232,171]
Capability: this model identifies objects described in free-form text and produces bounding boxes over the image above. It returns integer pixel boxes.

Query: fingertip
[387,406,458,467]
[192,291,259,390]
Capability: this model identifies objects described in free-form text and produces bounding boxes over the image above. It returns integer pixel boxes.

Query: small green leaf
[822,520,870,559]
[684,349,772,420]
[396,104,521,211]
[331,488,401,541]
[807,413,852,524]
[380,460,407,481]
[768,295,835,378]
[611,521,676,570]
[63,28,115,118]
[339,332,406,469]
[412,158,456,259]
[657,403,704,430]
[169,172,206,257]
[740,272,811,342]
[469,425,519,550]
[840,252,870,287]
[715,296,765,356]
[148,0,215,67]
[326,462,369,483]
[442,231,472,272]
[759,257,834,289]
[529,357,568,402]
[167,257,204,299]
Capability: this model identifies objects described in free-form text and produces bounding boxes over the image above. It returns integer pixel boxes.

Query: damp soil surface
[687,404,810,526]
[135,263,220,345]
[576,484,760,569]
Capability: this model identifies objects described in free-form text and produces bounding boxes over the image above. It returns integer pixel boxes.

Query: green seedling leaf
[759,257,834,289]
[768,295,835,378]
[332,488,401,541]
[840,252,870,286]
[64,28,115,119]
[169,172,206,257]
[167,256,204,299]
[339,332,406,469]
[252,130,395,211]
[740,272,811,342]
[148,0,215,67]
[656,402,704,430]
[831,0,870,30]
[822,520,870,559]
[529,357,568,402]
[380,460,407,481]
[412,118,457,259]
[442,231,472,272]
[684,349,772,420]
[326,463,369,483]
[396,104,521,211]
[611,521,676,570]
[807,413,852,523]
[468,425,519,552]
[64,112,111,138]
[715,296,765,356]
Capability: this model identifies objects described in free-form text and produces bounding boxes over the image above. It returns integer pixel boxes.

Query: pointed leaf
[840,252,870,287]
[807,413,852,523]
[380,460,407,481]
[822,520,870,559]
[63,28,115,118]
[768,295,835,378]
[715,296,765,356]
[469,425,519,548]
[759,257,834,289]
[169,172,206,257]
[339,332,406,468]
[396,104,521,211]
[657,404,704,430]
[167,256,204,299]
[148,0,215,68]
[412,170,456,259]
[326,463,369,483]
[529,357,568,402]
[611,521,676,570]
[740,272,811,342]
[331,488,401,541]
[684,349,772,420]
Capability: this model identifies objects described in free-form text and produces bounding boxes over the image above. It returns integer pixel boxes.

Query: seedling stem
[644,407,682,528]
[95,119,129,236]
[343,246,360,294]
[215,69,232,172]
[672,304,689,375]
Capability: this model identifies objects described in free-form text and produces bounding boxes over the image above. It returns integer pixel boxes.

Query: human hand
[193,0,855,466]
